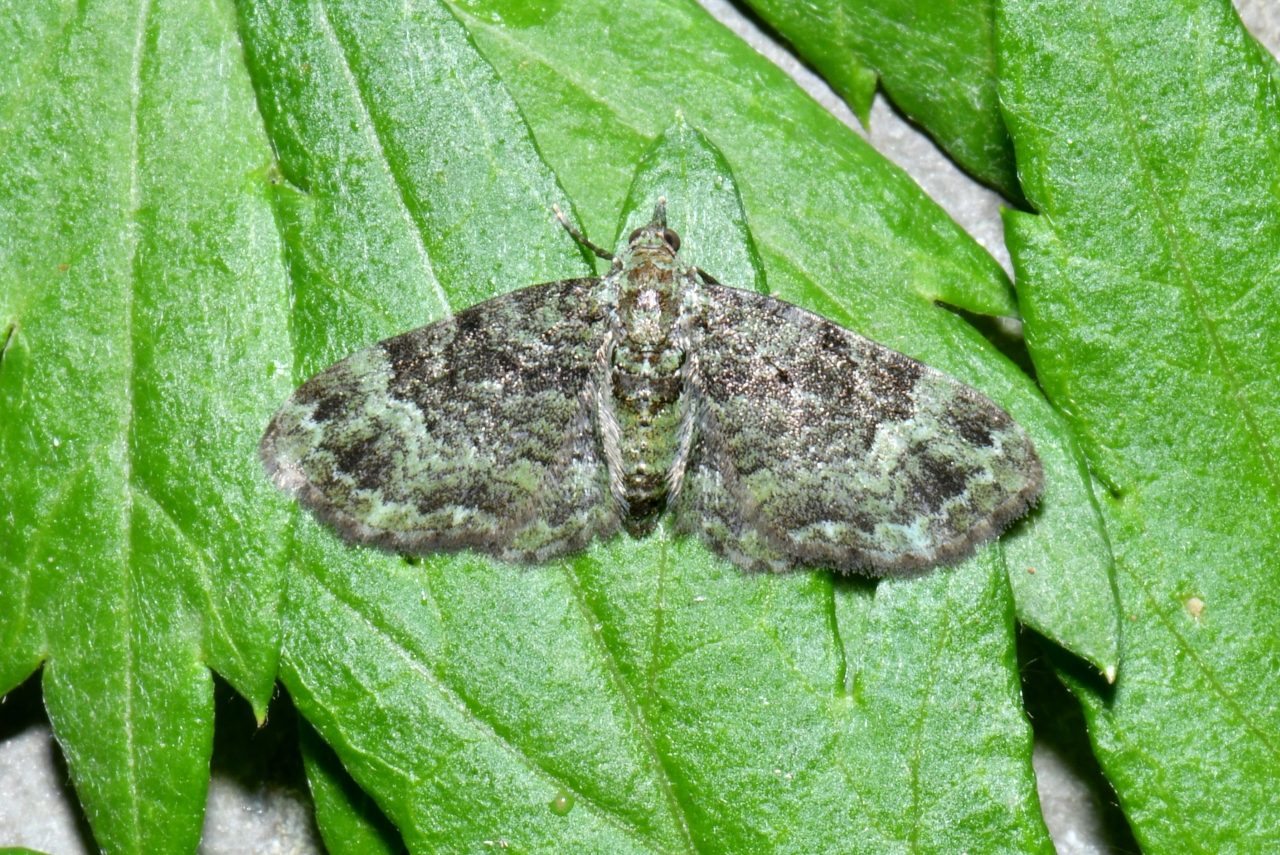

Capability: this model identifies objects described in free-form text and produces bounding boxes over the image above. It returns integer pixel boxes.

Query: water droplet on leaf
[550,791,575,815]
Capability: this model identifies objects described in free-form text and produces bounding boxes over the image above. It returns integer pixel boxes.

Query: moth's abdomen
[612,361,685,536]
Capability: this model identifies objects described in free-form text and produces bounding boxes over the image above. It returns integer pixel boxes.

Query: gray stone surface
[0,724,92,855]
[0,678,324,855]
[2,1,1276,853]
[199,776,322,855]
[1033,741,1115,855]
[1239,0,1280,56]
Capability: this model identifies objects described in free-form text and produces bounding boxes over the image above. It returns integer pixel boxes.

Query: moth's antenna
[553,204,617,263]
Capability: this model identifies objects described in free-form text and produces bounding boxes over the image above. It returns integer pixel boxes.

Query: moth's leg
[589,333,629,512]
[665,351,701,504]
[553,204,617,263]
[693,267,721,286]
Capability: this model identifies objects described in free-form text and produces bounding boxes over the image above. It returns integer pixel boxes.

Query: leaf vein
[562,555,700,855]
[129,487,252,681]
[445,10,655,144]
[121,0,153,844]
[907,577,956,855]
[311,568,677,853]
[1082,0,1280,502]
[1115,557,1280,759]
[312,0,451,319]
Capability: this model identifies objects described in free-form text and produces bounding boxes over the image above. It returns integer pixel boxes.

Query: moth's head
[625,197,682,259]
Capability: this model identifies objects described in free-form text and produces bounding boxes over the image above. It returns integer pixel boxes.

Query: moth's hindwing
[260,278,620,562]
[674,282,1044,575]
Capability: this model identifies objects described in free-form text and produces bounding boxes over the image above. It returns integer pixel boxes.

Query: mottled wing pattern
[260,279,620,562]
[674,283,1044,575]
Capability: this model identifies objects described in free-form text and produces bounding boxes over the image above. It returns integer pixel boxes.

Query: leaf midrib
[310,565,683,854]
[1081,0,1280,503]
[562,553,700,855]
[906,579,956,855]
[119,0,153,846]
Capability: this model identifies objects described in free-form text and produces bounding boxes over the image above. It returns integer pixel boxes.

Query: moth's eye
[662,229,681,252]
[628,228,645,244]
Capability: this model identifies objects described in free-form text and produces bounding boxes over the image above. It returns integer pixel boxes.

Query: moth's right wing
[260,278,620,562]
[674,282,1043,576]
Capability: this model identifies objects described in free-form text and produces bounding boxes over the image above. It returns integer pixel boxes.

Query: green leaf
[738,0,1023,201]
[0,0,1123,848]
[300,713,407,855]
[453,0,1119,684]
[251,0,1057,833]
[999,0,1280,850]
[284,507,1051,853]
[0,0,289,852]
[740,3,878,128]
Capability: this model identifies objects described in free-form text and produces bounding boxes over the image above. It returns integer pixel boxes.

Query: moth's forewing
[674,282,1043,575]
[260,278,620,561]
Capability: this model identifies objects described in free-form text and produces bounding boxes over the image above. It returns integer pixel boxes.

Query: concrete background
[2,0,1276,852]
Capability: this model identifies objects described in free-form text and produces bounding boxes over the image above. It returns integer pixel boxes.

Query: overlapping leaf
[235,0,1089,849]
[0,0,289,852]
[739,0,1021,201]
[0,0,1128,850]
[1000,0,1280,850]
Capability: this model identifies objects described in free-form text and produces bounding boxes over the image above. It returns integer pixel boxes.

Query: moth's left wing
[261,278,620,563]
[674,282,1043,575]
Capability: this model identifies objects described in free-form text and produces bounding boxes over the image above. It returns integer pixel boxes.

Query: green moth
[261,200,1042,575]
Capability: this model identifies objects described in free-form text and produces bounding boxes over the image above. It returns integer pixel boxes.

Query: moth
[261,200,1043,575]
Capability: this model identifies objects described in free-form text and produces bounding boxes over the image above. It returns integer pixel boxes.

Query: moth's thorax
[607,234,699,533]
[616,256,682,367]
